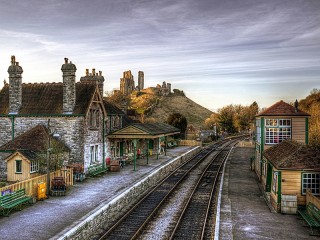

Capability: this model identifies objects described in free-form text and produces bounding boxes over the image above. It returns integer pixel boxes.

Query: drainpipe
[10,115,15,141]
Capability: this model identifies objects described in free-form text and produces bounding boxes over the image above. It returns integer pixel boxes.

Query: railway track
[96,137,242,240]
[169,143,235,239]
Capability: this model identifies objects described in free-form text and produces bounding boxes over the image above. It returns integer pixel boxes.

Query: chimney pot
[64,58,68,64]
[99,71,102,76]
[92,68,96,75]
[86,69,89,76]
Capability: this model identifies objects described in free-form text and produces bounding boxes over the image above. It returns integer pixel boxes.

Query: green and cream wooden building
[254,100,310,181]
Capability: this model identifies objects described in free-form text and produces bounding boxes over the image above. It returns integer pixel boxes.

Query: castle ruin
[119,70,171,96]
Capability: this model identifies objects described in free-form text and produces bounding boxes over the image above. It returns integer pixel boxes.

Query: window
[262,161,267,177]
[15,160,22,173]
[272,172,278,193]
[90,145,99,164]
[265,119,291,144]
[302,173,320,195]
[90,146,94,164]
[30,160,39,173]
[95,145,98,163]
[256,119,261,143]
[89,109,100,129]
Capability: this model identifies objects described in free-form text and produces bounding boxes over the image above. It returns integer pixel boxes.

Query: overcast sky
[0,0,319,111]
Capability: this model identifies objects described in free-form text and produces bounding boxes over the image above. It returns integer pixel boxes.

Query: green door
[266,163,272,192]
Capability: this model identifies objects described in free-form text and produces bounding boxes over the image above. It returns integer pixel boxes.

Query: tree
[167,113,188,139]
[217,105,236,133]
[299,89,320,148]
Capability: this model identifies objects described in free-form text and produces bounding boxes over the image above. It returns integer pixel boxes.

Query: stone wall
[58,147,201,240]
[0,116,86,174]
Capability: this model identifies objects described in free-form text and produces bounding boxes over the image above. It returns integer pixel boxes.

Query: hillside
[129,89,213,128]
[150,95,212,127]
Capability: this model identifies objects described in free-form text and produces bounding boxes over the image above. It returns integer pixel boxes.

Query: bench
[87,164,107,177]
[297,202,320,235]
[0,189,32,216]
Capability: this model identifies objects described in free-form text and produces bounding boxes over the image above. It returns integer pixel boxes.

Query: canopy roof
[107,122,180,139]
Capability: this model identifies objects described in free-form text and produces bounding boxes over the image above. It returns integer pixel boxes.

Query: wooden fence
[306,189,320,209]
[178,140,202,146]
[0,167,73,197]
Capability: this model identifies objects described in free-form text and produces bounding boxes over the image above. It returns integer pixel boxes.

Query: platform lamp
[46,131,60,197]
[133,139,137,171]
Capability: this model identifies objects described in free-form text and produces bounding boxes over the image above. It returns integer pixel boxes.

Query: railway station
[0,139,316,239]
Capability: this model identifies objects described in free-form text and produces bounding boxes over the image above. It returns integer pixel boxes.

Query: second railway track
[96,137,243,240]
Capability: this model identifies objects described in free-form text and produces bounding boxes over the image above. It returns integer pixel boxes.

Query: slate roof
[257,100,310,116]
[11,150,38,161]
[0,124,70,153]
[263,140,320,171]
[102,99,138,127]
[0,82,97,115]
[130,122,180,135]
[102,99,125,115]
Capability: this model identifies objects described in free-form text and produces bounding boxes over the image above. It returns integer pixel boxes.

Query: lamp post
[46,131,60,197]
[133,139,137,171]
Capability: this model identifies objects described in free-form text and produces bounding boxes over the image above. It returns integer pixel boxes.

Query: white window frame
[90,146,95,164]
[30,160,39,173]
[256,119,261,144]
[302,173,320,196]
[265,119,291,144]
[90,145,99,165]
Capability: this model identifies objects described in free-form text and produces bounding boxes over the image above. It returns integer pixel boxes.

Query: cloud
[0,0,319,110]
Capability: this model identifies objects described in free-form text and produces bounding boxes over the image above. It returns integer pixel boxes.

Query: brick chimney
[7,55,23,114]
[61,58,77,114]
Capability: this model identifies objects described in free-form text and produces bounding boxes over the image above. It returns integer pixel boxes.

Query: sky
[0,0,319,111]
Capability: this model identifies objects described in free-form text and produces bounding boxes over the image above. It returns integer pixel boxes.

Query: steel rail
[168,139,238,240]
[97,142,222,240]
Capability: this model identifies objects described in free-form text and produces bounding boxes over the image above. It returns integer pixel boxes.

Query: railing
[306,189,320,209]
[0,167,73,197]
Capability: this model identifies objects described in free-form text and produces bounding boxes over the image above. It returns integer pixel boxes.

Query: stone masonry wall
[0,116,86,172]
[58,147,201,240]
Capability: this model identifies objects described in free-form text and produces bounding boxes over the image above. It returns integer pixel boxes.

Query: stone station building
[0,56,107,179]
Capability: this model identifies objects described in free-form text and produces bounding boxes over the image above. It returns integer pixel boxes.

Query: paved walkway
[218,144,317,240]
[0,146,195,240]
[0,143,316,240]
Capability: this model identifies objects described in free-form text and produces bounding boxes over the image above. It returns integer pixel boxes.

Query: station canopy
[107,122,180,139]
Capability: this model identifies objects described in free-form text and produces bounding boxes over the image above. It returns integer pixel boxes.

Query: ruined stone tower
[138,71,144,91]
[80,68,105,97]
[8,55,23,114]
[61,58,77,114]
[167,83,171,93]
[120,70,135,95]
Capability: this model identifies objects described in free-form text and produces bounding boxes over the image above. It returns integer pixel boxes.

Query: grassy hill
[130,88,213,128]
